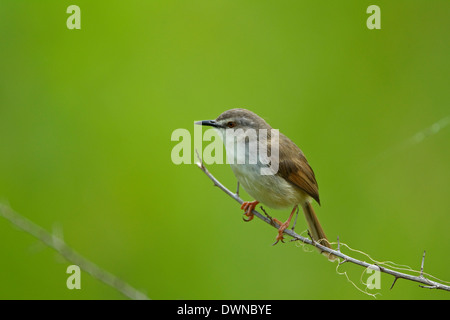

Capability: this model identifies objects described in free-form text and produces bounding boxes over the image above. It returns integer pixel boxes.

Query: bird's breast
[230,163,308,209]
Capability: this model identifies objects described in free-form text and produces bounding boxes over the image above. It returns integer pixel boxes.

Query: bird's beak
[194,120,219,127]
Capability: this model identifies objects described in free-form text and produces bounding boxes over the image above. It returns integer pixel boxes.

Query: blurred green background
[0,1,449,300]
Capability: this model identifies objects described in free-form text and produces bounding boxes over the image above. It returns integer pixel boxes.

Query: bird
[196,108,336,261]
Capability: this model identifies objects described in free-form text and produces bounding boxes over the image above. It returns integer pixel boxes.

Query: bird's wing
[277,135,320,205]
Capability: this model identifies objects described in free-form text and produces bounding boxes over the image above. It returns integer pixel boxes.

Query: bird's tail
[301,202,337,261]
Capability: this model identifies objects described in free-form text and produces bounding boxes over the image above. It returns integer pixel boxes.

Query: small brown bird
[197,108,335,260]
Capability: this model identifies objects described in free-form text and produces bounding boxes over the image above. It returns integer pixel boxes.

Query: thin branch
[420,250,426,278]
[368,115,450,167]
[195,156,450,292]
[0,203,149,300]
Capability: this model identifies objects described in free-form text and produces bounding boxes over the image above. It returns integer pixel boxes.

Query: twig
[390,277,399,290]
[0,203,149,300]
[420,250,426,278]
[195,155,450,292]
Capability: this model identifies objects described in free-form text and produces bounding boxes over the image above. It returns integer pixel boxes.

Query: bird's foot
[241,200,259,222]
[272,218,289,245]
[271,205,297,245]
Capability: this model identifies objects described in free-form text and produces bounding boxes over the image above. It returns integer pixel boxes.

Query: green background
[0,1,449,300]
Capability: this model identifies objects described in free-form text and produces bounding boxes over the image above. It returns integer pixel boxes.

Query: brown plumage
[278,133,320,205]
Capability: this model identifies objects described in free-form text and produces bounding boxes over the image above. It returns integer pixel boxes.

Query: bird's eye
[227,121,236,128]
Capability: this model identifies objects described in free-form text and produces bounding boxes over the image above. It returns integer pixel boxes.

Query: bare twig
[390,277,399,290]
[368,115,450,167]
[420,250,426,278]
[0,203,149,300]
[195,156,450,292]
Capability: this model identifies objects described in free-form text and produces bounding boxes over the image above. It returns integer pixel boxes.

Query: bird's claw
[240,200,259,222]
